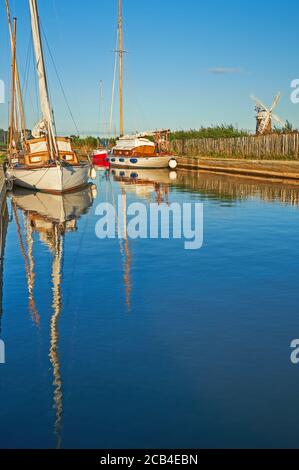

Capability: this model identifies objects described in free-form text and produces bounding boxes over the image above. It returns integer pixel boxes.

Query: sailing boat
[107,0,177,170]
[5,0,91,193]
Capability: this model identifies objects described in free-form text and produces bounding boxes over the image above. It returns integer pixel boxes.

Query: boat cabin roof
[114,136,155,150]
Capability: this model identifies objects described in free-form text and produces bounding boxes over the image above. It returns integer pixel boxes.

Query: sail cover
[32,119,47,138]
[29,0,57,154]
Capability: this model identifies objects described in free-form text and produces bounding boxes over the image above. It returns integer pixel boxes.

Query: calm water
[0,169,299,449]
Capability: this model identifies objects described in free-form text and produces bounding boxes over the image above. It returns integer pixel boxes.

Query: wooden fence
[170,133,299,160]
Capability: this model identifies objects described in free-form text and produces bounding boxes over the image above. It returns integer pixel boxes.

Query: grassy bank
[70,136,115,153]
[170,125,250,141]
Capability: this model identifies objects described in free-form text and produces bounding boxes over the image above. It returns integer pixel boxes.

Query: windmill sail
[29,0,57,154]
[251,92,285,136]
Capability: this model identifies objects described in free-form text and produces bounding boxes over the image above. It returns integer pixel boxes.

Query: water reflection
[2,166,299,449]
[0,181,8,336]
[12,202,41,326]
[175,169,299,205]
[111,168,176,203]
[108,167,299,207]
[109,169,178,311]
[10,186,96,448]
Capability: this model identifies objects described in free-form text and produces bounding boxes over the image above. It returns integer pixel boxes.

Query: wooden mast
[99,80,104,138]
[5,0,26,145]
[9,18,17,158]
[118,0,124,137]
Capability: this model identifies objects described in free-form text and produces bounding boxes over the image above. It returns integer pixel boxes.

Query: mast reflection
[10,185,96,448]
[0,182,9,336]
[111,169,176,312]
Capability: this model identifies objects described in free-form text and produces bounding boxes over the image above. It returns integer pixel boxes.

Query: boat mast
[5,1,26,146]
[29,0,57,157]
[99,80,103,138]
[9,18,17,158]
[118,0,124,137]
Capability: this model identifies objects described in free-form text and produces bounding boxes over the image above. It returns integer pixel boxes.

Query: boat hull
[6,163,90,194]
[92,149,110,167]
[108,155,177,169]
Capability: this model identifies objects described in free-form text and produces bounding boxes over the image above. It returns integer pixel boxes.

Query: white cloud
[207,67,242,75]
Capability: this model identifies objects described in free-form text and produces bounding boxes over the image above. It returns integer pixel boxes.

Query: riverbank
[177,156,299,182]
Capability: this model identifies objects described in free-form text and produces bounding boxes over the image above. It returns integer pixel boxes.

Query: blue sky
[0,0,298,136]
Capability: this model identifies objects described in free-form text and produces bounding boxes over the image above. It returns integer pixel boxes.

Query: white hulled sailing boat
[108,0,177,170]
[5,0,91,193]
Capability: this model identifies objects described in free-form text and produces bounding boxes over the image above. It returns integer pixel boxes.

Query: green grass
[170,125,250,141]
[70,136,115,151]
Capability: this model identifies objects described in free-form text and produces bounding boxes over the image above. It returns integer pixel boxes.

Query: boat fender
[168,158,178,169]
[169,171,177,181]
[91,184,98,199]
[89,167,97,180]
[130,158,138,164]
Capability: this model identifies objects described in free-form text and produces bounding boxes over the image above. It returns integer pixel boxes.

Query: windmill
[250,93,286,135]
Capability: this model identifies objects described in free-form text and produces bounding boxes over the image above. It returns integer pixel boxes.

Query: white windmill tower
[250,93,286,135]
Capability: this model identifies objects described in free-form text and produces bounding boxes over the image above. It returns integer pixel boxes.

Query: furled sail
[29,0,57,154]
[31,119,48,139]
